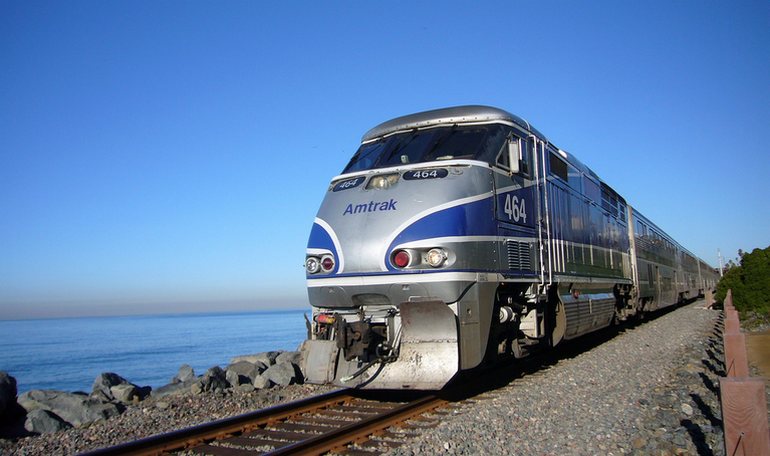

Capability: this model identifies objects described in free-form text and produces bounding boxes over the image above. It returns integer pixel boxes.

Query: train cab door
[493,134,538,279]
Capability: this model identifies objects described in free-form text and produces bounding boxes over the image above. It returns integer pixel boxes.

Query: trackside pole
[718,289,770,455]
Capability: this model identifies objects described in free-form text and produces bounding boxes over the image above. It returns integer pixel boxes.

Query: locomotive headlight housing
[305,257,321,274]
[366,173,400,190]
[425,248,447,268]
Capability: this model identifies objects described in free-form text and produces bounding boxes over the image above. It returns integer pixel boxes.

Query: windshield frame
[342,123,512,174]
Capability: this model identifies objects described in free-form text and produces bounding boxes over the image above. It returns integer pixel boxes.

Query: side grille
[507,240,532,270]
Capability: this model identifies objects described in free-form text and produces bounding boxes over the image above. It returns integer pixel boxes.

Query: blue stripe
[384,198,496,270]
[306,222,339,274]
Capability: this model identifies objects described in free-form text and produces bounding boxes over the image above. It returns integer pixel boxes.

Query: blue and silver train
[299,106,718,390]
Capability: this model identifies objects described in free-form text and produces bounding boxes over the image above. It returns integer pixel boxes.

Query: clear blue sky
[1,1,768,319]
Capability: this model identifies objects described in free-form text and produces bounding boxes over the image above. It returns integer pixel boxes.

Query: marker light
[306,257,321,274]
[426,248,447,267]
[315,313,336,324]
[321,255,335,272]
[392,250,411,268]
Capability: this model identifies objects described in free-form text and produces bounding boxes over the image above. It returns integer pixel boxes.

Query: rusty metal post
[724,333,750,377]
[719,377,770,456]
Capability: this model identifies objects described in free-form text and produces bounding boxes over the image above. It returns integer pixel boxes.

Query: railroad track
[80,305,682,456]
[80,389,449,456]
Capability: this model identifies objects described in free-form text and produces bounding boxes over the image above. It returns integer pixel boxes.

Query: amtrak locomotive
[300,106,718,390]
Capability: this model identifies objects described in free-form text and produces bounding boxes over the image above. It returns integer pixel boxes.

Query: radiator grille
[507,240,532,270]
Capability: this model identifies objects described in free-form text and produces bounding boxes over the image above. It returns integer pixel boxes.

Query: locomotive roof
[360,105,627,205]
[361,105,547,142]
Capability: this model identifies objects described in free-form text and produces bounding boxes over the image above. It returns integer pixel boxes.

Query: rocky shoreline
[0,301,765,455]
[0,349,330,454]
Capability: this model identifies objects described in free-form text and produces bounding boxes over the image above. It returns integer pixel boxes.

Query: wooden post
[719,377,770,456]
[725,317,741,334]
[724,333,750,377]
[705,288,714,308]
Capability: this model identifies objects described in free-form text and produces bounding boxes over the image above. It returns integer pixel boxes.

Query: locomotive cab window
[343,124,508,173]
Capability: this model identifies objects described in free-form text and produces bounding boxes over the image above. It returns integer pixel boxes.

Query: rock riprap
[1,349,306,436]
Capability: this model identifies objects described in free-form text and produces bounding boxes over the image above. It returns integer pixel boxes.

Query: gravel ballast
[388,301,726,455]
[0,300,745,455]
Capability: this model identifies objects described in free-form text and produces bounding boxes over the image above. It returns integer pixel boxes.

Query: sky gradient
[2,1,769,318]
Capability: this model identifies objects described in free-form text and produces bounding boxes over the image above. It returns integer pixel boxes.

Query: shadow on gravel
[691,393,722,428]
[681,418,714,456]
[434,302,693,402]
[698,372,719,395]
[702,358,726,377]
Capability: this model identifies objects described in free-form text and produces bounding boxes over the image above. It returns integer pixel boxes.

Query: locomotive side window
[583,176,601,203]
[549,152,568,181]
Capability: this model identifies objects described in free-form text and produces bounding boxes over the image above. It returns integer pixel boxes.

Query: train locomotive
[299,105,718,390]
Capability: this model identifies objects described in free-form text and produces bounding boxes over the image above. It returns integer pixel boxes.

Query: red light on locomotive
[315,313,336,324]
[392,250,411,268]
[321,256,335,271]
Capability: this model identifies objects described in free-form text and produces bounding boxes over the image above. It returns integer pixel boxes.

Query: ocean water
[0,308,309,394]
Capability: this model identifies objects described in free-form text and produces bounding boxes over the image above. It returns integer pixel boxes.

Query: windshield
[342,124,509,173]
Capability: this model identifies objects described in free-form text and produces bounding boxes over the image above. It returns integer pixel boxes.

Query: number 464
[504,194,527,223]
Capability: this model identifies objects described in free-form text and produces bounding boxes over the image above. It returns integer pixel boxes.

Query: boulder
[275,351,301,366]
[231,351,281,367]
[252,374,272,390]
[171,364,196,384]
[235,384,255,393]
[152,381,192,399]
[262,362,300,387]
[92,373,130,401]
[225,370,240,387]
[18,390,121,427]
[110,384,139,404]
[0,372,17,421]
[225,361,263,386]
[192,366,229,394]
[24,409,71,434]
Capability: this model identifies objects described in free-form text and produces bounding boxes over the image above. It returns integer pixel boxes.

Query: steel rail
[78,389,351,456]
[265,394,446,455]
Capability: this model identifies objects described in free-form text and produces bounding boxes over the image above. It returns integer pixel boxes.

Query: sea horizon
[0,305,309,323]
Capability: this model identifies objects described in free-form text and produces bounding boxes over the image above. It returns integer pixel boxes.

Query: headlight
[305,257,321,274]
[426,248,447,267]
[366,173,400,190]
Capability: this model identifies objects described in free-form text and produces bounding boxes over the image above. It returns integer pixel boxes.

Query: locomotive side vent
[507,239,532,270]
